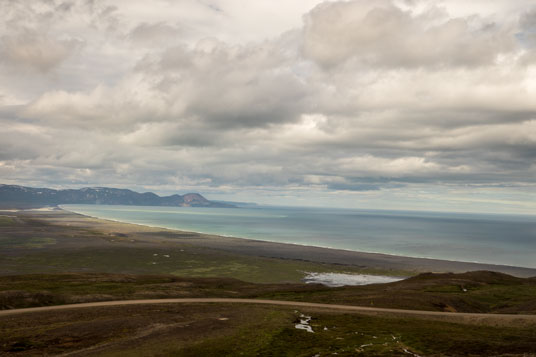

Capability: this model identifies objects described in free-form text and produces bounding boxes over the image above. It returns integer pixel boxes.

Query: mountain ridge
[0,184,233,208]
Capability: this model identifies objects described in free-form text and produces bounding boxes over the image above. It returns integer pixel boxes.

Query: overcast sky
[1,0,535,214]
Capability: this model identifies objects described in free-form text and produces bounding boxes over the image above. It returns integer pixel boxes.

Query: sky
[1,0,535,214]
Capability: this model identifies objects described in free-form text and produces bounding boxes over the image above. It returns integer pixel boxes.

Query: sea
[62,204,536,269]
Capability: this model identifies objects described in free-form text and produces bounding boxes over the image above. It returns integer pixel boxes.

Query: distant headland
[0,184,233,208]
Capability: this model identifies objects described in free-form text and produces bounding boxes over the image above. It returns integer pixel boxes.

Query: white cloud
[302,1,517,68]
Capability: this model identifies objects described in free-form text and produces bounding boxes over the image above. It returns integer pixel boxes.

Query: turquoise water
[62,204,536,269]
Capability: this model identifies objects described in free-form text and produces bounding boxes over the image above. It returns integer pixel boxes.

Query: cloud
[128,22,187,47]
[518,8,536,49]
[0,29,81,72]
[0,0,535,213]
[302,0,517,68]
[24,33,311,130]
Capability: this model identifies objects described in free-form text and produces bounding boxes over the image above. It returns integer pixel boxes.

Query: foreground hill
[1,271,535,314]
[0,184,232,208]
[1,272,536,356]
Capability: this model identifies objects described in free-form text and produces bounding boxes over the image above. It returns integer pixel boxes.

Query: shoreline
[45,207,536,278]
[59,206,535,271]
[3,206,536,278]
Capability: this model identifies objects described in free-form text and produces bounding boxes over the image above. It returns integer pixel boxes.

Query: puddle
[304,272,405,287]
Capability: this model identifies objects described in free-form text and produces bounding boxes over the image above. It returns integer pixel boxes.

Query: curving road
[1,298,535,326]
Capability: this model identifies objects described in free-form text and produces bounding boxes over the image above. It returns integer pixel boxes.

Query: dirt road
[2,298,535,326]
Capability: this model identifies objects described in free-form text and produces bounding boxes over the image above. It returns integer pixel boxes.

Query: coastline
[59,205,536,271]
[61,206,494,267]
[43,207,536,278]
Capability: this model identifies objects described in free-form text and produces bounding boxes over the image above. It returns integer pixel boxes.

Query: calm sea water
[62,204,536,269]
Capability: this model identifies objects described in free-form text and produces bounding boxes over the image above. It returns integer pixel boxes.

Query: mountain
[0,184,233,208]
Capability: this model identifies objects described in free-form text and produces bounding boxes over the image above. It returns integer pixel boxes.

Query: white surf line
[1,298,536,326]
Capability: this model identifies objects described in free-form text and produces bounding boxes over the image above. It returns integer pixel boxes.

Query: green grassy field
[0,216,17,226]
[1,271,536,315]
[1,303,535,356]
[0,244,402,283]
[176,312,536,357]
